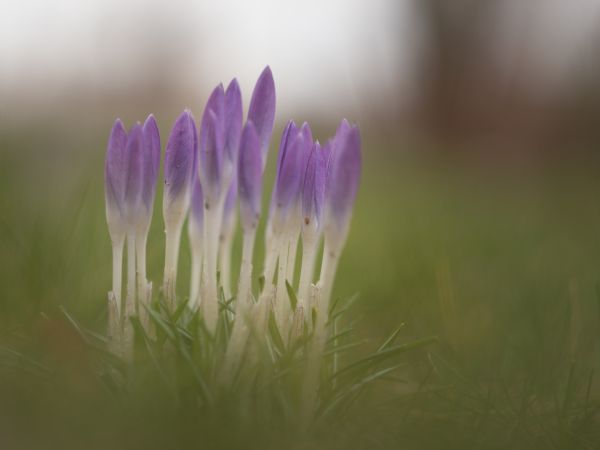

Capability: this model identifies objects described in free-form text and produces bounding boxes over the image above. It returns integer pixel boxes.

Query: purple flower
[105,119,128,223]
[225,79,243,165]
[141,114,161,215]
[124,123,144,224]
[248,66,276,162]
[199,85,226,203]
[237,121,262,230]
[163,110,197,212]
[270,121,311,231]
[324,119,361,229]
[302,141,327,230]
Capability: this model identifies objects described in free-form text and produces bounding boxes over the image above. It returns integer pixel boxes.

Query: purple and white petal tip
[248,66,276,161]
[141,114,161,212]
[124,123,144,220]
[325,120,361,226]
[224,79,243,164]
[199,108,225,203]
[164,110,197,206]
[105,118,128,216]
[238,121,262,230]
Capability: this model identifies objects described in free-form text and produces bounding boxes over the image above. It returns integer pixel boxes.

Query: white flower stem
[202,198,225,334]
[218,225,235,300]
[124,231,137,360]
[219,229,255,387]
[234,230,253,311]
[136,231,148,303]
[107,291,122,356]
[136,230,153,333]
[108,235,124,356]
[126,231,137,311]
[286,233,298,286]
[187,216,203,310]
[111,236,125,315]
[189,243,202,310]
[302,284,324,426]
[244,284,275,368]
[302,243,340,425]
[262,231,280,286]
[297,236,318,314]
[163,221,183,310]
[275,232,291,331]
[318,243,340,312]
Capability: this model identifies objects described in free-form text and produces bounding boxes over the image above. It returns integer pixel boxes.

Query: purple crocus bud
[140,114,161,216]
[163,110,197,223]
[199,85,228,205]
[271,127,310,233]
[323,119,361,249]
[297,121,314,197]
[302,141,326,231]
[274,120,296,182]
[224,79,243,165]
[248,66,276,163]
[199,108,225,205]
[124,123,144,225]
[238,121,262,231]
[105,119,128,236]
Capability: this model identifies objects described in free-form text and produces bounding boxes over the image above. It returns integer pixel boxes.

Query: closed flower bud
[139,114,161,225]
[323,119,361,252]
[163,110,197,226]
[238,121,262,231]
[105,119,128,239]
[248,66,276,163]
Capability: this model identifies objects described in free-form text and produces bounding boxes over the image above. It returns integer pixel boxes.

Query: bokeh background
[2,1,600,448]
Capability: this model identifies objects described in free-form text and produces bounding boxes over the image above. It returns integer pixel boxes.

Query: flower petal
[238,121,262,230]
[248,66,276,160]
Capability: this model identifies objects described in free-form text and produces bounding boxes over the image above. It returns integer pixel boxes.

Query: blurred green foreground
[0,122,599,450]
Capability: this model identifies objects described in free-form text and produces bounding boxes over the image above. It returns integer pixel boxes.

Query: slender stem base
[274,233,290,331]
[202,198,225,334]
[302,245,340,427]
[220,230,256,385]
[298,239,318,314]
[123,231,137,360]
[163,223,183,310]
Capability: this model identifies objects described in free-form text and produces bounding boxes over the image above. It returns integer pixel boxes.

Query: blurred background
[2,0,600,448]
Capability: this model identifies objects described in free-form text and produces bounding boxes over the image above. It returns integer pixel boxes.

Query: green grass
[0,123,599,449]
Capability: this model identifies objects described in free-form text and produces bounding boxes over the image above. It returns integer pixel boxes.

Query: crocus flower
[124,124,144,219]
[224,79,243,166]
[138,114,161,229]
[322,119,361,254]
[163,110,197,221]
[199,80,242,207]
[105,119,128,314]
[163,110,198,307]
[248,66,276,164]
[199,80,243,332]
[238,121,262,232]
[187,172,204,309]
[297,141,328,312]
[219,175,238,299]
[269,121,311,234]
[136,115,161,304]
[302,142,327,233]
[105,119,129,242]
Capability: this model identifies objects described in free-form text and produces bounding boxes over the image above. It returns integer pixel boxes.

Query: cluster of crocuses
[104,67,361,369]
